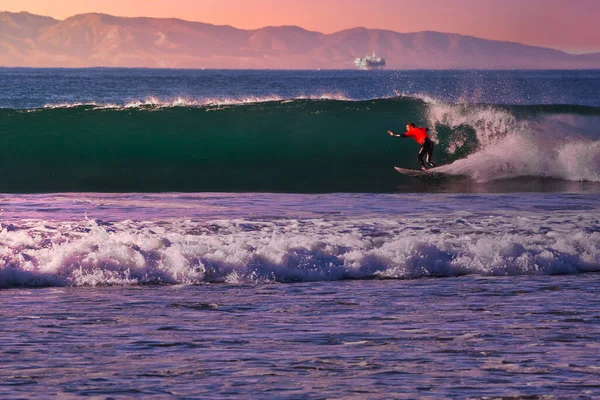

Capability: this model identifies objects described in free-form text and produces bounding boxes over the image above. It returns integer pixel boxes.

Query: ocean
[0,68,599,398]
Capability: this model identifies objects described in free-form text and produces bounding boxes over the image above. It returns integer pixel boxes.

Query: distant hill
[1,11,599,69]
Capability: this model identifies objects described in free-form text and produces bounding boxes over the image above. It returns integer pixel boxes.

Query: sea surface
[0,69,599,398]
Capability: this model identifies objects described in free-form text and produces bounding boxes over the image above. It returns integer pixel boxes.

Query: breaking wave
[0,95,599,192]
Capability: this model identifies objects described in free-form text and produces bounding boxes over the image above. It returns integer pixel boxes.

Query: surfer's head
[406,122,416,130]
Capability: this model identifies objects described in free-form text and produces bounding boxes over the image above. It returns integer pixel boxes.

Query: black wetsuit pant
[418,138,436,169]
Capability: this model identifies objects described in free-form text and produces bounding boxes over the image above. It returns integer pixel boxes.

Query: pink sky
[4,0,599,53]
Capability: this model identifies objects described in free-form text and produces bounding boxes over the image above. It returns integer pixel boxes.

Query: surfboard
[394,167,440,176]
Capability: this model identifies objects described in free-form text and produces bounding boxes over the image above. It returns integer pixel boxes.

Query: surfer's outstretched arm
[387,130,407,138]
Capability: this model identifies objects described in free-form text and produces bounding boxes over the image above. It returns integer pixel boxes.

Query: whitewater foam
[1,209,598,288]
[423,98,600,182]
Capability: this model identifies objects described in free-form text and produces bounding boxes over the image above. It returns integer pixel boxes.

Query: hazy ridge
[1,11,599,69]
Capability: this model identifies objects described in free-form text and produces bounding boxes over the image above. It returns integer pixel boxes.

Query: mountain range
[1,11,599,69]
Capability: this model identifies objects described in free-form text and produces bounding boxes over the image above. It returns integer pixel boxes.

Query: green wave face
[1,98,598,193]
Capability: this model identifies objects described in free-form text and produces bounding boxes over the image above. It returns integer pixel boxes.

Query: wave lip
[37,93,358,111]
[1,213,598,288]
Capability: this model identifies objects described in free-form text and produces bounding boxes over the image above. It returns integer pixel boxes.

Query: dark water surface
[1,275,599,398]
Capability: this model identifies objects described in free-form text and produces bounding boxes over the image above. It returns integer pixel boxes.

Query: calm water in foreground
[1,276,599,398]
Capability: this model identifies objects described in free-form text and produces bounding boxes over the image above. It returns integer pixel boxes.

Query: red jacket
[404,127,429,145]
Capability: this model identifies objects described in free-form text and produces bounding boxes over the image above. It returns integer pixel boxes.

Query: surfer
[388,122,437,170]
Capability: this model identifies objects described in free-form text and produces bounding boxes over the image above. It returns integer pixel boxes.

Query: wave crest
[40,93,355,110]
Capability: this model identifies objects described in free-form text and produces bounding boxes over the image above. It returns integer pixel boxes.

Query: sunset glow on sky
[3,0,599,53]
